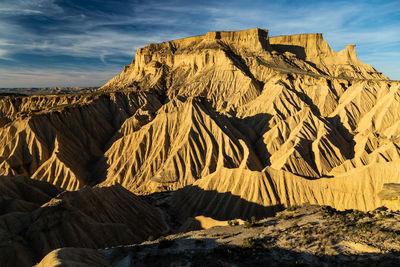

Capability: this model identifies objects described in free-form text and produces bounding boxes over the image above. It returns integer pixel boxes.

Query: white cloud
[0,48,8,59]
[0,0,399,85]
[0,0,63,15]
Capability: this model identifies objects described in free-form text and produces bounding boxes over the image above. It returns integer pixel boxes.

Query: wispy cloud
[0,0,399,87]
[0,0,63,15]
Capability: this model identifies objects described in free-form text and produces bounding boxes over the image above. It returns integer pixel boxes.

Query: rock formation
[98,28,399,213]
[0,28,399,265]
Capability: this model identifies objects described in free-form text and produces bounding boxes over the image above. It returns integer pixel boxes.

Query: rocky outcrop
[101,29,387,111]
[269,33,384,79]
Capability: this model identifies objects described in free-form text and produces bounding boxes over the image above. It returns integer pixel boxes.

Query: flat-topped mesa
[205,28,270,49]
[269,33,334,60]
[132,28,269,72]
[269,33,386,79]
[101,28,273,94]
[101,29,388,92]
[145,28,269,51]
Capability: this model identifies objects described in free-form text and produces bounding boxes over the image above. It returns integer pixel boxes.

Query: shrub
[355,222,373,232]
[244,221,253,228]
[242,237,256,248]
[347,210,364,221]
[281,214,294,220]
[287,205,299,212]
[243,216,257,228]
[228,220,239,226]
[378,213,394,219]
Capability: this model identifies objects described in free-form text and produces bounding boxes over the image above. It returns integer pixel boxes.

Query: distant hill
[0,86,97,96]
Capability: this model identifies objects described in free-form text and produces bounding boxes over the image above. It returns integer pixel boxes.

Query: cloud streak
[0,0,399,87]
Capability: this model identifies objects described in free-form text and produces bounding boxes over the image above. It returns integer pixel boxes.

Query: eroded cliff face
[0,92,161,190]
[1,28,400,266]
[0,28,399,227]
[101,29,386,112]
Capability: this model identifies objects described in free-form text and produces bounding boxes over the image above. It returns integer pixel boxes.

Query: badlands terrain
[0,28,400,266]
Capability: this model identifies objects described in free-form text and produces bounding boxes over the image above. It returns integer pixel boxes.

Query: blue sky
[0,0,399,87]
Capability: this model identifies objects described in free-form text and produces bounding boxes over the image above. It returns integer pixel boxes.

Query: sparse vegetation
[281,213,295,220]
[378,213,394,219]
[228,220,239,226]
[244,216,256,228]
[298,235,315,247]
[347,209,364,221]
[244,221,253,228]
[3,24,400,267]
[355,222,374,232]
[286,205,300,211]
[242,237,256,248]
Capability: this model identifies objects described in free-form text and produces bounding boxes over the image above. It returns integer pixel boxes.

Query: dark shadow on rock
[169,186,284,222]
[271,44,306,60]
[305,60,329,75]
[280,78,356,167]
[86,92,162,185]
[282,77,321,117]
[220,43,264,91]
[327,115,356,159]
[270,44,328,75]
[227,113,274,168]
[212,113,272,169]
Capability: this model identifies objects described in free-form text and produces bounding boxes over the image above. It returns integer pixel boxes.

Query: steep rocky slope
[98,28,399,213]
[100,97,262,194]
[0,92,161,190]
[1,29,399,212]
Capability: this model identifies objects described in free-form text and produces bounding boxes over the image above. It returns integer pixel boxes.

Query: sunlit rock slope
[1,28,399,222]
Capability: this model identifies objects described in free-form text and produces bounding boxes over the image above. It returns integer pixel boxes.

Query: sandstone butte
[0,28,400,266]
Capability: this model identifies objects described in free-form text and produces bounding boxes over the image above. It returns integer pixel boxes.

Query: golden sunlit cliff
[0,28,399,266]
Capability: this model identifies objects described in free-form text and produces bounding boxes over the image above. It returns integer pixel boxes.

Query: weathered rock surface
[1,29,399,211]
[1,28,400,265]
[0,92,161,190]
